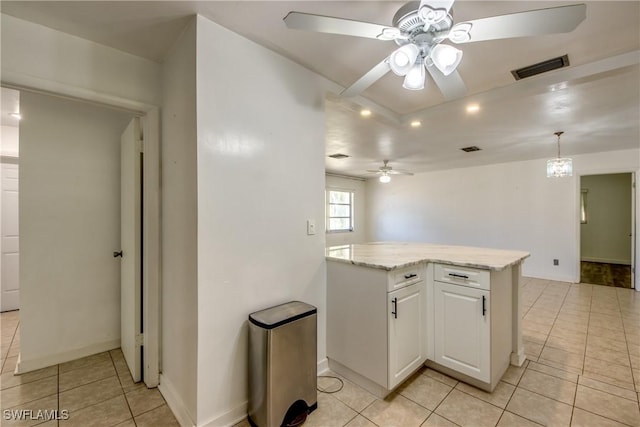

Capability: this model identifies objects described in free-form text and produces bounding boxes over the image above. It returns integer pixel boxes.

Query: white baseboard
[581,257,632,265]
[198,358,330,427]
[317,357,329,375]
[158,373,197,427]
[200,401,248,427]
[15,339,120,374]
[524,274,578,284]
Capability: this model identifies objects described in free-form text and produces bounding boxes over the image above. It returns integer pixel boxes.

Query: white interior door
[120,117,142,382]
[1,163,20,312]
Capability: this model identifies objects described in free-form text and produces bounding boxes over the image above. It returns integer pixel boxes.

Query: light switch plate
[307,219,316,235]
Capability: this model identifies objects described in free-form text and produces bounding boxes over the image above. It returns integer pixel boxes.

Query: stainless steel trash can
[248,301,317,427]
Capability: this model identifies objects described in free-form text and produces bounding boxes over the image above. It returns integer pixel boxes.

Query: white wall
[158,18,199,426]
[366,149,640,283]
[0,14,161,109]
[580,173,633,264]
[194,15,328,426]
[325,175,367,247]
[18,91,131,372]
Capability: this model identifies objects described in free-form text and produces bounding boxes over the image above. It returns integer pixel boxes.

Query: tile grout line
[616,288,638,397]
[109,350,137,425]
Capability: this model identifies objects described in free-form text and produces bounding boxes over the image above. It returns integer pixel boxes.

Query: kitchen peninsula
[325,242,530,397]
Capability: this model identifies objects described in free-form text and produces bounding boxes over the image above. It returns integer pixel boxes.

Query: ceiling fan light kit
[403,60,426,90]
[430,44,463,76]
[284,2,586,99]
[379,174,392,183]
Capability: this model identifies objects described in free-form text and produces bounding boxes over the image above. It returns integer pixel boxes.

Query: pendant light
[546,131,573,178]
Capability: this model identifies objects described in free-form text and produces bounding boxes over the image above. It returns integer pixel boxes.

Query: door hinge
[135,333,144,346]
[136,138,144,153]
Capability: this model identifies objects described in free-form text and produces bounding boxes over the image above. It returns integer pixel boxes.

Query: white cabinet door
[434,281,490,382]
[388,282,426,389]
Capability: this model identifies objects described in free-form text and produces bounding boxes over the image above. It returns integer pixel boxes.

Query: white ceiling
[2,1,639,177]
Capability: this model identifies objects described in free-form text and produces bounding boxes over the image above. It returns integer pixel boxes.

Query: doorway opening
[579,172,635,288]
[3,85,160,387]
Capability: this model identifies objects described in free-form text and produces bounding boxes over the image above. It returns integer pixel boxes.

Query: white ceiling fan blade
[449,4,586,44]
[284,12,403,40]
[388,170,414,175]
[341,58,392,97]
[426,66,467,100]
[418,0,455,25]
[366,170,383,173]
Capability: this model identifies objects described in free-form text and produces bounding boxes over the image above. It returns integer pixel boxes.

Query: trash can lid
[249,301,317,330]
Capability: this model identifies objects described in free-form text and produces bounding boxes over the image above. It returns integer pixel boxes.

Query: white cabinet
[428,263,512,391]
[388,282,425,389]
[433,281,490,382]
[327,262,427,397]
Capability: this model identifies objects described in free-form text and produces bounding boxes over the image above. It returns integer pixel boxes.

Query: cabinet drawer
[388,264,423,292]
[434,264,490,291]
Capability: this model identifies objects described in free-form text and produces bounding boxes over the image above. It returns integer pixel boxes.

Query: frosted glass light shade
[379,174,391,183]
[390,44,420,76]
[431,44,462,76]
[547,158,573,177]
[403,62,426,90]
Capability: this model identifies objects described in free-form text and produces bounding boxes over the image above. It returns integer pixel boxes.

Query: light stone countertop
[326,242,530,271]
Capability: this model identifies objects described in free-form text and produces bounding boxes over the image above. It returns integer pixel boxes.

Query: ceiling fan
[284,1,586,100]
[367,160,414,183]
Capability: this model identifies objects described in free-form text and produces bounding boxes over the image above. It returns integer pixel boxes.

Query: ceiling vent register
[460,146,481,152]
[511,54,570,80]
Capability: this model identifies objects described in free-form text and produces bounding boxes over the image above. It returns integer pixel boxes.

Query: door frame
[576,168,639,291]
[1,80,162,386]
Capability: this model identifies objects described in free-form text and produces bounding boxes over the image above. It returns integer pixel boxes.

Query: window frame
[580,189,588,224]
[326,188,355,233]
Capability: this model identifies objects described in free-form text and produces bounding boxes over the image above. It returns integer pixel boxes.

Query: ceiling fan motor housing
[392,1,453,51]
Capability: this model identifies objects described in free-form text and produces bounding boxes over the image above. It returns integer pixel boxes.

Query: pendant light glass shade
[431,44,463,76]
[547,131,572,178]
[403,62,426,90]
[379,174,391,183]
[547,158,573,177]
[390,44,420,76]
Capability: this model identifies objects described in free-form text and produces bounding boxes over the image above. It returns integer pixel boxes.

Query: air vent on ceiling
[460,146,481,152]
[328,153,350,159]
[511,54,570,80]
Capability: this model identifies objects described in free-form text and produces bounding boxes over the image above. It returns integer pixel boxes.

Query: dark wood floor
[580,261,632,288]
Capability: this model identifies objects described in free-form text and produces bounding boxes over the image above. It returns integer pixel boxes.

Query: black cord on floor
[317,375,344,393]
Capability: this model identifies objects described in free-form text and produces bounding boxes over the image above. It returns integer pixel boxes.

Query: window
[580,189,588,224]
[326,189,354,232]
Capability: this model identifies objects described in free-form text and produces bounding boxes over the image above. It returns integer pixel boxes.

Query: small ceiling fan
[284,1,586,100]
[367,160,414,183]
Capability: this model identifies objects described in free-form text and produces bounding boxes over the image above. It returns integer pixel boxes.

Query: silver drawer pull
[448,272,469,280]
[404,273,417,279]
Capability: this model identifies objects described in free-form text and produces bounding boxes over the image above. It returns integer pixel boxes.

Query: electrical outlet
[553,259,559,266]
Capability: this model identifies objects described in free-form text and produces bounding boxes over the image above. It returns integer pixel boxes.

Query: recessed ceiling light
[410,120,421,128]
[360,109,372,117]
[466,104,480,114]
[9,113,21,120]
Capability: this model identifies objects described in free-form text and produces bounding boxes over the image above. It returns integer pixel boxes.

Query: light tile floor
[230,278,639,427]
[0,310,179,426]
[2,279,640,427]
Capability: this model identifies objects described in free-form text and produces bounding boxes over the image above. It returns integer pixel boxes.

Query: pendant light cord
[555,131,564,158]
